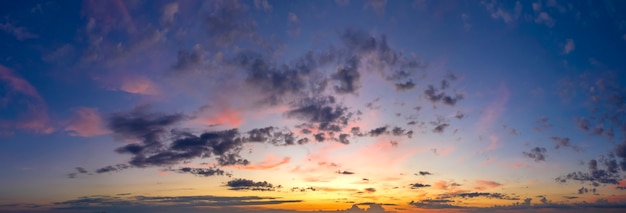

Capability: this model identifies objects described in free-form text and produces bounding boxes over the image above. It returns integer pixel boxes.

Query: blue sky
[1,0,626,212]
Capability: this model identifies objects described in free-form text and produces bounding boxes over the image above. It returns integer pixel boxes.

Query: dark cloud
[169,167,229,177]
[556,156,623,186]
[574,117,596,133]
[226,178,277,191]
[391,126,413,138]
[338,133,350,144]
[104,108,315,174]
[440,79,450,90]
[233,51,312,105]
[369,126,388,136]
[410,199,460,209]
[350,127,362,136]
[429,116,450,134]
[172,48,202,71]
[578,187,597,195]
[54,195,301,211]
[286,96,353,132]
[338,170,354,175]
[363,187,376,193]
[244,127,298,146]
[423,85,463,106]
[410,183,431,189]
[205,0,256,46]
[314,133,326,142]
[95,164,130,174]
[615,142,626,170]
[416,171,432,176]
[424,85,443,102]
[395,80,415,91]
[440,192,519,200]
[108,108,186,144]
[455,111,464,119]
[331,57,361,94]
[76,167,88,174]
[534,116,552,131]
[432,123,449,134]
[523,147,547,162]
[551,136,581,151]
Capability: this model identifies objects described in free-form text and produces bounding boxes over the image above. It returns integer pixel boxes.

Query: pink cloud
[433,180,462,190]
[119,77,159,95]
[227,154,290,170]
[476,83,509,133]
[346,139,424,171]
[199,106,244,128]
[475,180,502,191]
[83,0,136,34]
[0,65,53,134]
[64,107,110,137]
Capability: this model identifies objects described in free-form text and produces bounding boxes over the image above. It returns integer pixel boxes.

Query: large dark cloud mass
[556,155,623,187]
[226,178,277,191]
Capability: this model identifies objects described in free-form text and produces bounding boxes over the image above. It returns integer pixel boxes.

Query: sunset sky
[2,0,626,212]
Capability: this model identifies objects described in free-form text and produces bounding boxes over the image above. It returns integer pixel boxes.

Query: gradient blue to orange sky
[2,0,626,212]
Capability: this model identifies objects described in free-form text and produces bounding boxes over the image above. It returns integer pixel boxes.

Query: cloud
[363,187,376,193]
[232,51,325,105]
[168,167,228,177]
[423,84,463,106]
[577,186,597,195]
[534,116,552,131]
[225,178,277,191]
[368,126,388,136]
[204,0,256,46]
[614,142,626,170]
[563,39,575,54]
[410,183,431,189]
[535,12,555,27]
[253,0,272,12]
[364,0,387,17]
[108,108,247,168]
[432,123,449,134]
[104,107,319,175]
[551,136,581,151]
[410,199,461,209]
[480,0,522,24]
[475,180,502,190]
[0,21,38,41]
[228,155,291,170]
[416,171,432,176]
[76,167,88,174]
[439,192,520,200]
[433,180,461,190]
[172,45,204,72]
[287,12,300,37]
[339,170,355,175]
[331,57,361,94]
[0,65,53,134]
[395,80,416,91]
[53,194,302,212]
[523,147,547,162]
[160,2,179,25]
[64,107,110,137]
[556,156,623,187]
[286,96,353,132]
[198,105,244,128]
[95,164,130,174]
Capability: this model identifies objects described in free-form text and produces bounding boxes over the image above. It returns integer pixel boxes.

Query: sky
[1,0,626,212]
